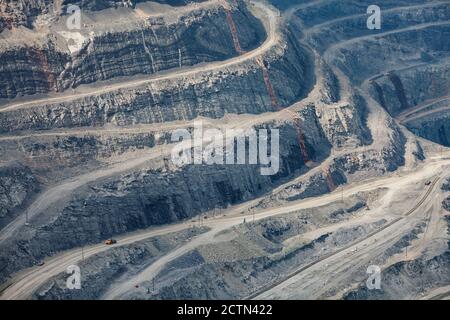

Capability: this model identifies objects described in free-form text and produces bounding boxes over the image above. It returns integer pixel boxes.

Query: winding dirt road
[1,154,448,300]
[0,1,279,113]
[251,177,442,299]
[1,0,450,301]
[0,0,279,243]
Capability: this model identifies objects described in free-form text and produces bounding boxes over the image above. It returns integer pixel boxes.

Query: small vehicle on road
[425,180,432,186]
[105,239,117,245]
[37,261,45,266]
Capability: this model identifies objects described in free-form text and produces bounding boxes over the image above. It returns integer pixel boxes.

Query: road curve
[93,162,446,299]
[0,0,279,243]
[1,152,448,300]
[0,146,167,243]
[250,177,441,299]
[324,21,450,62]
[0,1,279,113]
[397,96,450,124]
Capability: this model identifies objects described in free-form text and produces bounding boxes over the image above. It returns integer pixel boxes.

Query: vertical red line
[256,57,278,110]
[286,110,310,164]
[225,8,244,55]
[323,166,336,191]
[33,48,56,92]
[294,118,310,164]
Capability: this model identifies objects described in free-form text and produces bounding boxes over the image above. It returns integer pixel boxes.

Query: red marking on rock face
[286,109,310,164]
[31,48,57,92]
[323,166,336,191]
[256,57,311,165]
[256,57,278,110]
[225,8,245,55]
[293,118,310,164]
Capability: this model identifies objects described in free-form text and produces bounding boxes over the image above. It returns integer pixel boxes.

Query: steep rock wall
[330,25,450,84]
[0,32,314,133]
[0,162,39,227]
[0,3,266,99]
[369,63,450,116]
[305,3,450,53]
[0,118,330,283]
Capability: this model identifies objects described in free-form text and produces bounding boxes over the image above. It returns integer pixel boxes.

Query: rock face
[32,193,379,300]
[0,162,39,226]
[369,63,450,117]
[345,251,450,300]
[57,3,266,91]
[136,218,385,299]
[304,2,450,54]
[0,42,70,99]
[367,60,450,146]
[444,196,450,212]
[0,33,313,133]
[0,2,266,99]
[62,0,207,12]
[405,108,450,147]
[0,0,206,32]
[0,0,52,32]
[0,118,331,283]
[1,0,449,301]
[329,23,450,85]
[344,215,450,300]
[0,131,160,171]
[32,226,208,300]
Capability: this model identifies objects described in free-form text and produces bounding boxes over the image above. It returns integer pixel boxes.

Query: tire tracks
[247,177,440,299]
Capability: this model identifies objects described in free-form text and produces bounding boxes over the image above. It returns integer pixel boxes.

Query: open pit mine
[0,0,449,301]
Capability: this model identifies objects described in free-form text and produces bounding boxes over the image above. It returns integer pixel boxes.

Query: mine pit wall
[0,0,54,32]
[0,102,330,178]
[0,95,403,284]
[258,139,406,207]
[314,59,340,105]
[255,116,406,208]
[0,0,208,33]
[304,2,450,54]
[316,94,372,149]
[293,0,428,29]
[332,123,406,176]
[0,132,162,173]
[344,213,450,300]
[347,251,450,300]
[61,0,208,12]
[0,43,70,99]
[406,111,450,147]
[329,24,450,85]
[0,116,331,284]
[137,218,385,299]
[32,226,209,300]
[0,2,266,99]
[57,2,266,91]
[0,34,313,133]
[368,64,450,117]
[35,192,373,300]
[0,162,40,229]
